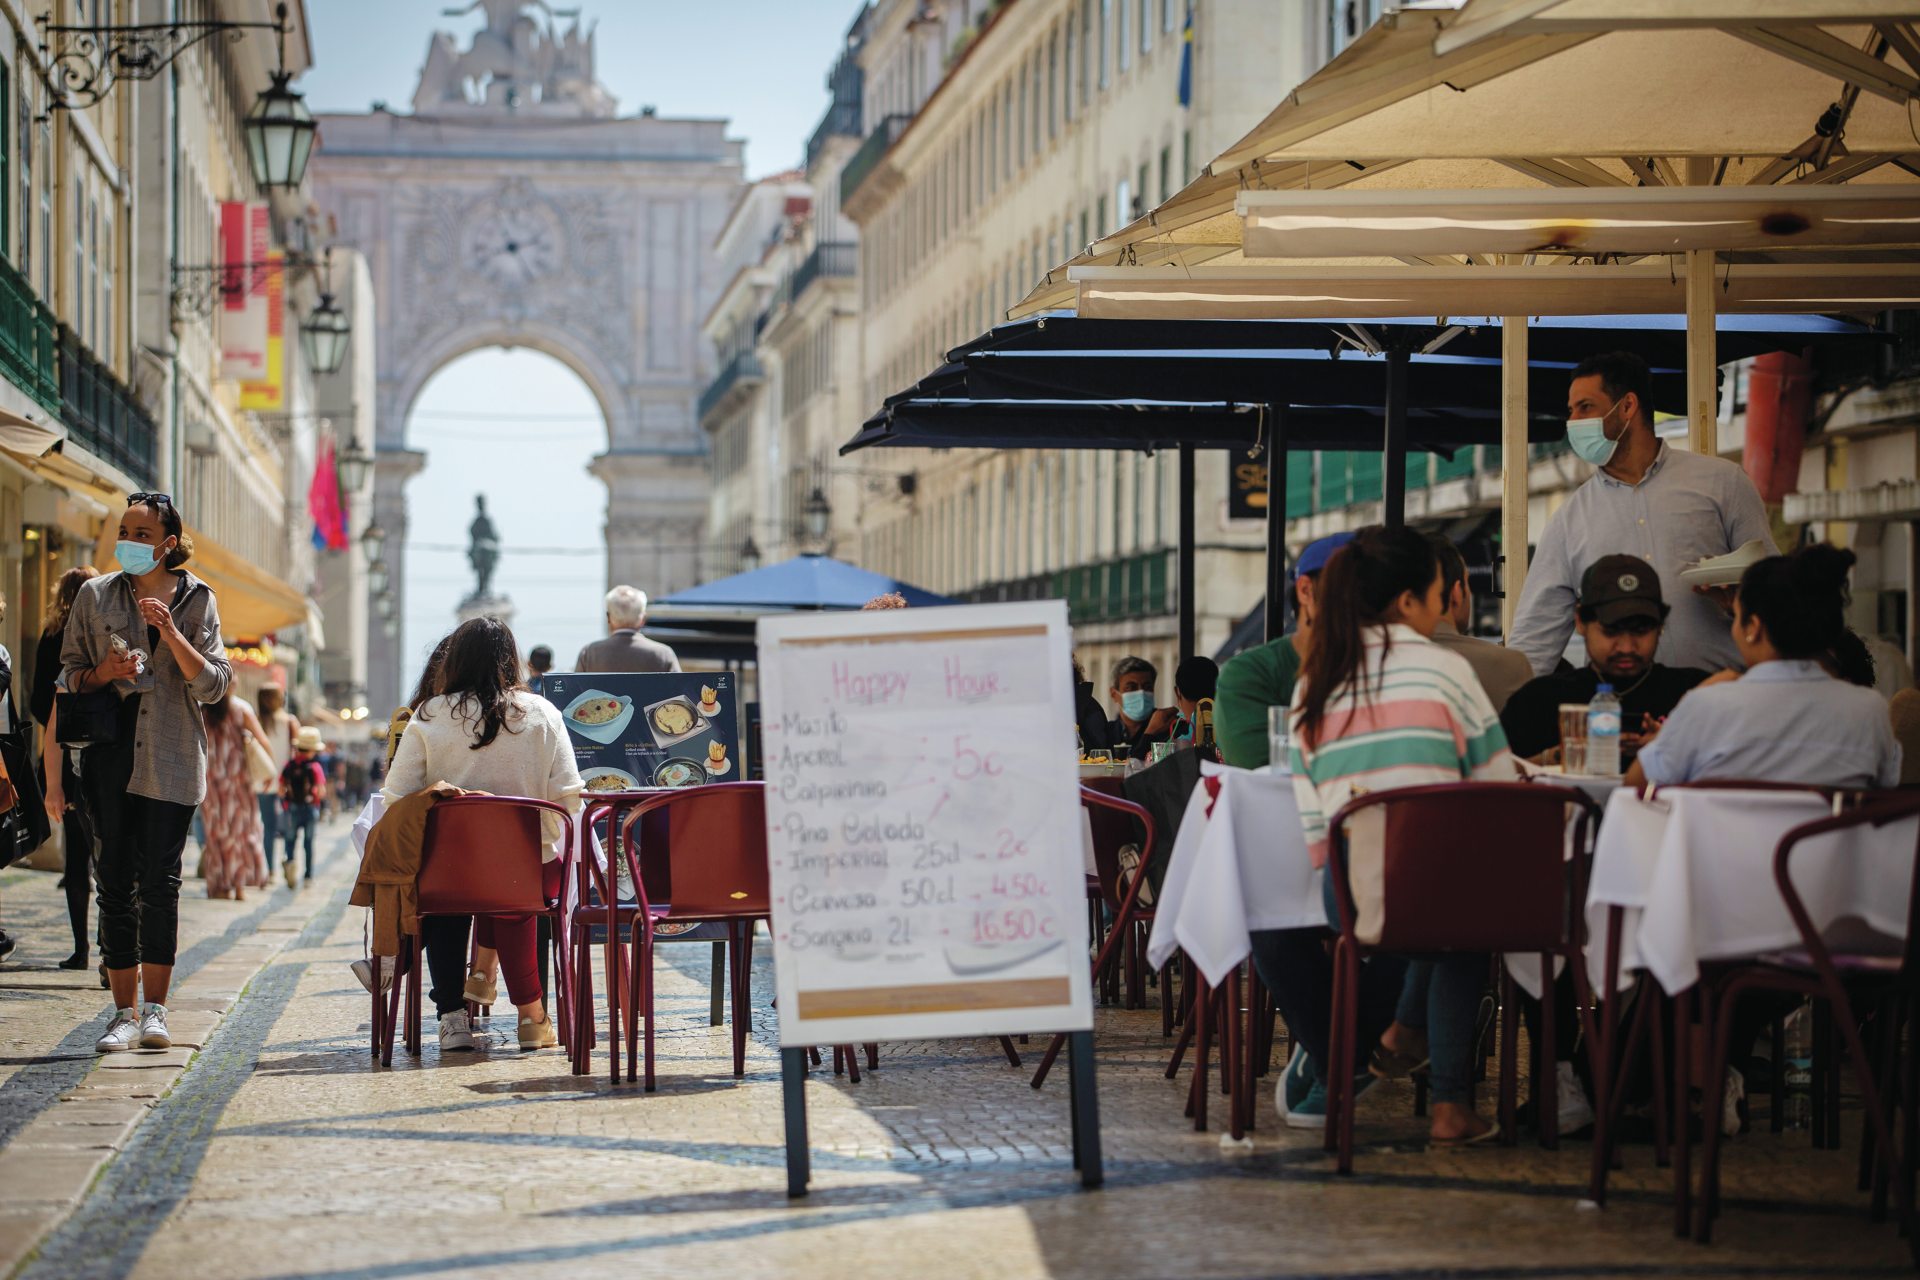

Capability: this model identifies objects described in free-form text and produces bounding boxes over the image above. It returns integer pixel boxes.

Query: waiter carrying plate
[1508,351,1777,676]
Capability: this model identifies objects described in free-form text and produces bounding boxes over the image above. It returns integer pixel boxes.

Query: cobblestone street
[0,817,1908,1280]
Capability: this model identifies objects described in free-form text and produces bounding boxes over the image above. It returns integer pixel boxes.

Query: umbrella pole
[1384,347,1409,528]
[1179,443,1196,663]
[1266,406,1289,644]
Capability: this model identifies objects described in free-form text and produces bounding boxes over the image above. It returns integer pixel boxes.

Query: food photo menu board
[541,670,743,794]
[756,600,1092,1048]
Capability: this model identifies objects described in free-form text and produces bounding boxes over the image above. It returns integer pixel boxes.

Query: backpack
[282,758,323,806]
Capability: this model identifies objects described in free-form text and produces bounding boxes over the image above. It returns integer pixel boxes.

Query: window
[1065,20,1077,121]
[1047,231,1058,268]
[1115,179,1129,228]
[72,176,83,341]
[1096,194,1107,238]
[1081,0,1094,105]
[1048,30,1058,137]
[1100,0,1112,86]
[1158,147,1171,203]
[1032,49,1042,154]
[1079,208,1089,250]
[101,208,111,365]
[1164,0,1177,33]
[987,99,997,193]
[1141,0,1153,52]
[1031,245,1040,290]
[1119,0,1129,72]
[1017,65,1027,169]
[1137,164,1149,217]
[1002,82,1013,180]
[36,115,48,299]
[17,79,29,279]
[1183,129,1193,184]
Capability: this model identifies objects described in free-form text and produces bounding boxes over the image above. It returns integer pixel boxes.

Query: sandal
[1370,1044,1430,1079]
[1430,1121,1502,1148]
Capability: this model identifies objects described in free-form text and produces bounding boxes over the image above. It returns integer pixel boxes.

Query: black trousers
[83,698,196,970]
[1249,927,1408,1086]
[58,753,95,955]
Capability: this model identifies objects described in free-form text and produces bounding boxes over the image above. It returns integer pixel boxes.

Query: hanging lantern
[299,292,351,375]
[335,436,373,492]
[366,559,389,595]
[803,487,832,541]
[243,69,317,190]
[739,535,762,573]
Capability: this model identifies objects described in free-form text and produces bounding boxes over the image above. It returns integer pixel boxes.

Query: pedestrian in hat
[278,726,328,887]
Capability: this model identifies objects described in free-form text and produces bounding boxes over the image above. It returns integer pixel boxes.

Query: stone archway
[310,5,742,710]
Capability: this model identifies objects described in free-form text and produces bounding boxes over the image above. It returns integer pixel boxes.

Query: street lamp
[375,591,395,619]
[366,559,389,595]
[360,520,387,561]
[803,487,832,542]
[244,9,316,191]
[739,535,762,573]
[381,615,399,639]
[299,291,351,375]
[336,436,373,492]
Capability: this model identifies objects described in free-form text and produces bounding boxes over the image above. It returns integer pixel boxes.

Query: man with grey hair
[1105,655,1174,761]
[574,585,681,673]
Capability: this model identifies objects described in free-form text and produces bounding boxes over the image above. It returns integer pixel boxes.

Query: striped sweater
[1289,624,1516,868]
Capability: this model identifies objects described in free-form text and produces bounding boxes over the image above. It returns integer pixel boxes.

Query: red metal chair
[1685,790,1920,1258]
[1323,781,1604,1174]
[565,798,665,1082]
[1030,785,1159,1089]
[617,782,771,1089]
[372,795,576,1067]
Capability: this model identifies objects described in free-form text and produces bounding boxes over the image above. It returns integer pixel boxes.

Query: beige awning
[181,529,313,640]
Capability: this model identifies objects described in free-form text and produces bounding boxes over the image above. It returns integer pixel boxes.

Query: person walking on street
[254,685,298,876]
[62,494,233,1054]
[574,586,680,673]
[33,567,98,969]
[526,645,553,698]
[279,728,327,887]
[198,690,272,900]
[1508,351,1777,676]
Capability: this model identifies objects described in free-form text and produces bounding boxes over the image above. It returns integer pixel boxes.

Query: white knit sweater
[381,690,585,860]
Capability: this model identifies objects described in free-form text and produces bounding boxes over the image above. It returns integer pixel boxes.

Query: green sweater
[1215,634,1302,769]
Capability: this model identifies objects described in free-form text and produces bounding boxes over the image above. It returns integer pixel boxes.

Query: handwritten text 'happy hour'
[825,658,1006,707]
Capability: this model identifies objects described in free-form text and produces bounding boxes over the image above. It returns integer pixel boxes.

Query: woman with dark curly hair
[381,616,583,1052]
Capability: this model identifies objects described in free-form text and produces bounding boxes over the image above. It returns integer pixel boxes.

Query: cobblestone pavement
[2,820,1912,1280]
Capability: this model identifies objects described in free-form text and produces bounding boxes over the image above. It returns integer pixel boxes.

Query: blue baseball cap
[1294,532,1355,577]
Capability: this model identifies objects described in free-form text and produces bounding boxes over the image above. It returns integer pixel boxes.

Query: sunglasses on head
[127,492,173,507]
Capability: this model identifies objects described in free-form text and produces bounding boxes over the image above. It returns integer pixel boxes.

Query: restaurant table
[1585,785,1917,998]
[1145,761,1320,988]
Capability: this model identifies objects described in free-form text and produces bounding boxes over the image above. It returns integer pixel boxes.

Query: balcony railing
[0,254,60,417]
[955,551,1175,626]
[790,241,857,304]
[58,326,158,489]
[839,113,910,209]
[805,98,862,174]
[697,349,766,425]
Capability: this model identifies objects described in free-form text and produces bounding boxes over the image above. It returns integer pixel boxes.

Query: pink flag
[308,437,348,552]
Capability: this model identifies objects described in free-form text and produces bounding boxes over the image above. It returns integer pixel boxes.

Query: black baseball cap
[1579,554,1667,626]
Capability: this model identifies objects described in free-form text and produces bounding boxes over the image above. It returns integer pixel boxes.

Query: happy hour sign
[756,600,1091,1047]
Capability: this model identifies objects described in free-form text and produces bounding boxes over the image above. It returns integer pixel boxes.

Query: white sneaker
[283,860,297,889]
[95,1008,140,1053]
[138,1004,171,1049]
[1556,1061,1594,1133]
[438,1010,475,1052]
[350,957,394,993]
[1722,1065,1746,1137]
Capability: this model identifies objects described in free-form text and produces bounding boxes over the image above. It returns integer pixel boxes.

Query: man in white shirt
[1426,534,1532,712]
[1508,351,1777,676]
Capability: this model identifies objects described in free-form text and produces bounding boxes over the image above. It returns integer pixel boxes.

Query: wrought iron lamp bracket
[36,14,287,113]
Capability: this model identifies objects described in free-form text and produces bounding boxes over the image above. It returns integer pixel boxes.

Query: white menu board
[757,600,1092,1047]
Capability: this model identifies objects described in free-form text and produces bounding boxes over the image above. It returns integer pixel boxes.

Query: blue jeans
[1394,956,1488,1107]
[284,803,317,879]
[257,795,281,865]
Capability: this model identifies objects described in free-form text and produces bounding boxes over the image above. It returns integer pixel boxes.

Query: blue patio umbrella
[657,554,953,611]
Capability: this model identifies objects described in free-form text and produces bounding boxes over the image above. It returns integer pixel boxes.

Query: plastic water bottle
[1784,1002,1813,1130]
[1586,683,1621,777]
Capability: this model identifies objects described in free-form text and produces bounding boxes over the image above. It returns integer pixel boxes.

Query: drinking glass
[1268,704,1292,774]
[1558,703,1589,774]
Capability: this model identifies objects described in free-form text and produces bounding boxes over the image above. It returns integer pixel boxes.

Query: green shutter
[1434,447,1474,482]
[1483,444,1503,473]
[1406,451,1431,491]
[1350,451,1382,505]
[1282,449,1312,518]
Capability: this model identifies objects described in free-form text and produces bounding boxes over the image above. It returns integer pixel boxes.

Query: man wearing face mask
[1507,351,1776,677]
[1105,656,1175,761]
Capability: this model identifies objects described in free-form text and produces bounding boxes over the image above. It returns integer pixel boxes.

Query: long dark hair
[430,616,526,750]
[45,566,98,637]
[408,633,456,713]
[1296,525,1439,748]
[1738,543,1855,660]
[203,688,233,728]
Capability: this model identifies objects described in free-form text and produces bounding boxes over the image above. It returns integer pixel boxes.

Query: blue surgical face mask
[1121,689,1154,720]
[115,540,162,576]
[1566,401,1625,467]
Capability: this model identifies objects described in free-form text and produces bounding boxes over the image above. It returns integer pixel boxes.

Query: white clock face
[464,207,560,287]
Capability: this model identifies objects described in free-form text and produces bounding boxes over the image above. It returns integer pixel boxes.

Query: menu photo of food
[542,670,740,794]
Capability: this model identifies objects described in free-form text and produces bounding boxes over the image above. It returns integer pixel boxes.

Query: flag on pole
[308,436,349,552]
[1178,5,1193,107]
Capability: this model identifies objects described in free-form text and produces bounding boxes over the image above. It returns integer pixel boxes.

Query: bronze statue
[468,494,501,600]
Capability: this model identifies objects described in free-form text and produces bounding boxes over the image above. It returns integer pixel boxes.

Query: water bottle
[1784,1001,1813,1130]
[1586,683,1621,777]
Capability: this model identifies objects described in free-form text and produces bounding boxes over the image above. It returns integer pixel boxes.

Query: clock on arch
[463,202,563,287]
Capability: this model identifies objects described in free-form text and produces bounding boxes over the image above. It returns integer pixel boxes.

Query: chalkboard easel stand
[780,1031,1104,1198]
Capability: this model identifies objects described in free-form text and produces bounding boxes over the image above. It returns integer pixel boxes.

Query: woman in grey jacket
[61,495,232,1054]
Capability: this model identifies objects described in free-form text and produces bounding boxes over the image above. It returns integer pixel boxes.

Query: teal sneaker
[1281,1060,1380,1131]
[1275,1042,1316,1123]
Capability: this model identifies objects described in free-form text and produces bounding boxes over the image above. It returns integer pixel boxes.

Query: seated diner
[1165,655,1218,746]
[1214,531,1352,769]
[1105,656,1174,761]
[1289,525,1518,1144]
[381,616,585,1052]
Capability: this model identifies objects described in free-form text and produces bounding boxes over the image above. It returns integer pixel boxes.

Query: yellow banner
[238,253,284,411]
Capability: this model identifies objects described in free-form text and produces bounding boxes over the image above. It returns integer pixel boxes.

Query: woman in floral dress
[200,691,272,899]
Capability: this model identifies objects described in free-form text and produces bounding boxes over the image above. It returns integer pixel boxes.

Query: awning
[0,407,65,460]
[183,528,313,639]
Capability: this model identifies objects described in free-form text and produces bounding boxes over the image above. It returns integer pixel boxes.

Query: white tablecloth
[1586,786,1917,996]
[1145,761,1322,986]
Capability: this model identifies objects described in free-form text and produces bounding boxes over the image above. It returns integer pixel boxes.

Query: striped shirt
[1290,624,1517,868]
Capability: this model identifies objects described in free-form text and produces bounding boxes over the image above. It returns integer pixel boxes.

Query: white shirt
[1637,659,1901,789]
[1509,443,1776,677]
[381,690,585,860]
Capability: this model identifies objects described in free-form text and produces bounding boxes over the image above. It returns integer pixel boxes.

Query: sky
[298,2,860,693]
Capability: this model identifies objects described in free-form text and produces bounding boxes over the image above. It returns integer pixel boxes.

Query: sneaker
[139,1004,171,1049]
[350,957,394,993]
[463,969,498,1005]
[95,1008,140,1053]
[1283,1065,1379,1131]
[283,860,297,889]
[1556,1061,1595,1134]
[1722,1065,1746,1137]
[1275,1042,1315,1124]
[518,1013,557,1051]
[0,929,14,961]
[438,1010,475,1052]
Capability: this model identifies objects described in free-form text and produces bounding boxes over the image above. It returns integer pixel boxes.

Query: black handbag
[0,725,47,868]
[55,687,121,748]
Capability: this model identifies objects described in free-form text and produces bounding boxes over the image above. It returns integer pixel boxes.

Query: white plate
[581,767,642,794]
[1677,562,1745,588]
[562,690,635,745]
[706,757,731,776]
